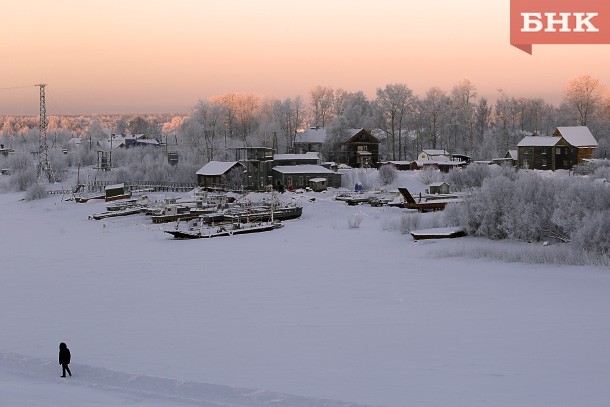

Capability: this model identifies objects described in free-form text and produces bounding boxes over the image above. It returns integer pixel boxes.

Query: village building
[124,133,160,148]
[273,152,320,166]
[378,161,413,171]
[195,161,246,190]
[308,178,328,192]
[417,149,450,161]
[293,127,326,154]
[340,128,380,168]
[429,181,450,195]
[272,165,342,190]
[231,147,275,191]
[517,126,598,171]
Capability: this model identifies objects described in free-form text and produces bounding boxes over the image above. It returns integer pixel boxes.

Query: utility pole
[36,84,53,182]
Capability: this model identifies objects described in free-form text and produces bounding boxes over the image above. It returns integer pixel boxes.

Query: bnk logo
[510,0,610,54]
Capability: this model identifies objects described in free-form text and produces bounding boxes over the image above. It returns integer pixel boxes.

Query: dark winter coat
[59,343,71,365]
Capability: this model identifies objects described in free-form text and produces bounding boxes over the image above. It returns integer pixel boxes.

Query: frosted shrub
[10,168,38,191]
[378,165,398,185]
[6,152,33,173]
[571,210,610,255]
[347,214,363,229]
[447,164,501,192]
[25,182,48,201]
[381,212,445,235]
[49,150,69,182]
[417,167,440,185]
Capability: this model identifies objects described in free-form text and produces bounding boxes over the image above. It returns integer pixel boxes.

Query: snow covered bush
[382,211,445,234]
[446,163,505,192]
[378,164,397,185]
[347,214,363,229]
[24,182,48,201]
[9,167,38,191]
[417,167,441,185]
[571,210,610,255]
[49,150,69,182]
[448,170,610,256]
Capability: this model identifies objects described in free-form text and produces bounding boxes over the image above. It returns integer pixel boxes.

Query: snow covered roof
[105,183,124,190]
[382,161,412,165]
[422,149,448,155]
[135,139,159,145]
[555,126,598,147]
[273,153,319,161]
[517,136,561,147]
[272,165,335,175]
[196,161,244,176]
[295,127,327,144]
[429,182,448,187]
[309,178,327,183]
[506,150,518,159]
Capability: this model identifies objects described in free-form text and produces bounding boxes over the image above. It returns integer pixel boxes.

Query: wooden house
[342,129,380,168]
[378,161,412,171]
[517,126,598,171]
[553,126,598,163]
[196,161,246,190]
[272,165,342,190]
[231,147,275,191]
[294,127,327,154]
[273,152,320,166]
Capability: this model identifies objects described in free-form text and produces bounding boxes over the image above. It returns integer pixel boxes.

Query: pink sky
[0,0,609,115]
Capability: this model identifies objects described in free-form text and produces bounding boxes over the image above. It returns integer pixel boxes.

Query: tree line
[1,75,609,167]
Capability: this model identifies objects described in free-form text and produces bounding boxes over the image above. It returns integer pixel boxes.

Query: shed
[309,177,328,192]
[429,182,450,194]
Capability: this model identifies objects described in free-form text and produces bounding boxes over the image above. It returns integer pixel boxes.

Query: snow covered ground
[1,181,610,406]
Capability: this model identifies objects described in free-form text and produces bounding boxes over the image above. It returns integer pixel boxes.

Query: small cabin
[309,177,328,192]
[429,182,450,195]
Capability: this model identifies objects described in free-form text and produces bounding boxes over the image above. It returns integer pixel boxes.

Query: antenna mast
[36,83,53,182]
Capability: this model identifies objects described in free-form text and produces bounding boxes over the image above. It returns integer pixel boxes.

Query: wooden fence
[48,181,198,195]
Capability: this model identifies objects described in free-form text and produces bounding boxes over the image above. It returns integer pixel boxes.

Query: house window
[357,145,368,152]
[556,147,562,155]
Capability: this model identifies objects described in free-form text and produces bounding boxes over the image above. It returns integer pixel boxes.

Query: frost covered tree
[563,75,606,126]
[310,86,335,127]
[378,164,398,185]
[375,83,417,161]
[419,87,450,150]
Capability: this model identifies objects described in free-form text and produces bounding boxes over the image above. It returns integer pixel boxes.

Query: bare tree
[375,83,417,160]
[310,86,335,127]
[563,75,606,126]
[419,87,450,150]
[449,79,477,155]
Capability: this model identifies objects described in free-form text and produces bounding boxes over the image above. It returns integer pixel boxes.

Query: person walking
[59,342,72,377]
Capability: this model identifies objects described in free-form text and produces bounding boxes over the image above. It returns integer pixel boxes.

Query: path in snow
[0,352,373,407]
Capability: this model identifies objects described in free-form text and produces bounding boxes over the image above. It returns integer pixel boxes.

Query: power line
[0,85,36,91]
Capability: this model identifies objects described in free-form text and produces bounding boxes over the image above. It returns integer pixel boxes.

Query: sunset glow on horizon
[1,0,609,115]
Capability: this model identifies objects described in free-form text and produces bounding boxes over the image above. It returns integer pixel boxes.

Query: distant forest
[1,75,609,165]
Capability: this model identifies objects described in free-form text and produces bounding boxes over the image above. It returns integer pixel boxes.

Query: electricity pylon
[36,83,53,182]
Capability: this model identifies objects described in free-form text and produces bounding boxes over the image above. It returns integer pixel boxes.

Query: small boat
[164,219,283,239]
[150,203,218,223]
[91,208,143,220]
[410,227,465,241]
